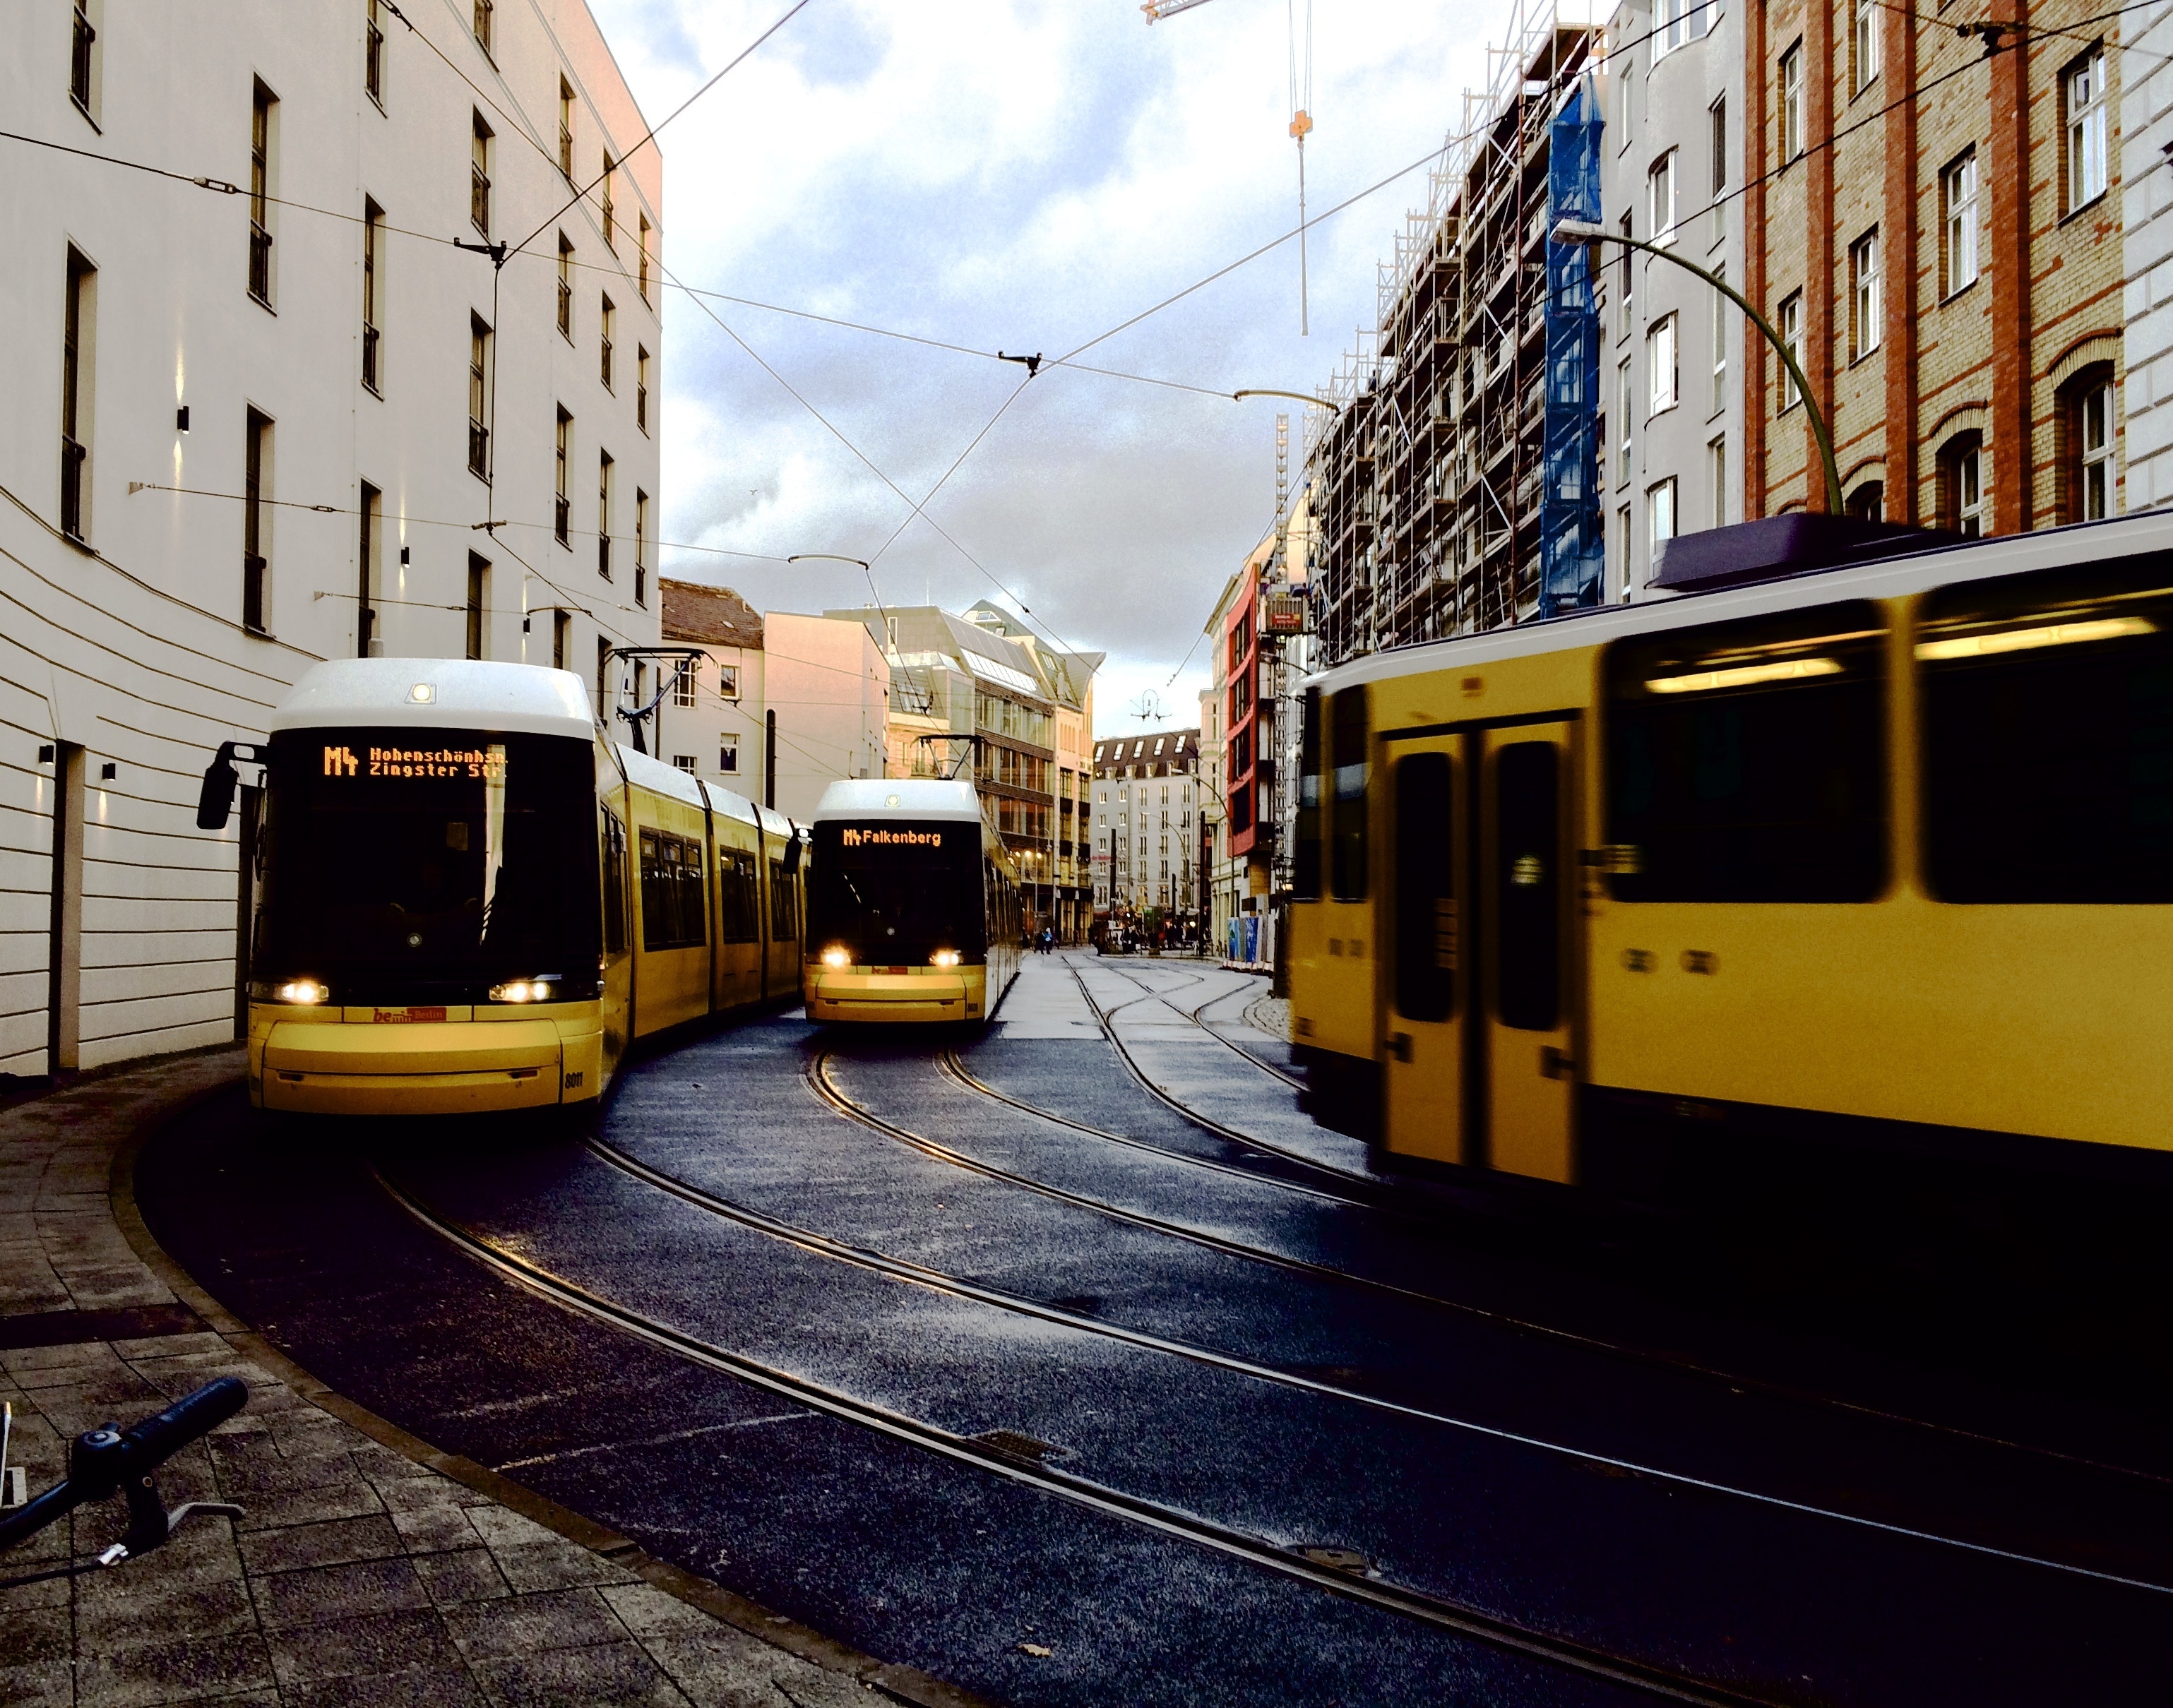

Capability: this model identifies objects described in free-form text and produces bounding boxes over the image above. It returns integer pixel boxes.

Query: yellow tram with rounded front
[201,658,806,1116]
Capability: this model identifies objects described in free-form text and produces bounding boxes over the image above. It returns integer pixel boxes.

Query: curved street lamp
[1233,388,1341,412]
[1552,217,1844,517]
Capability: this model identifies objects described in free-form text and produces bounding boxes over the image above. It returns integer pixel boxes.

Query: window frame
[2065,48,2109,213]
[1940,149,1979,299]
[554,407,572,544]
[1648,313,1679,415]
[362,198,384,395]
[1848,228,1881,362]
[249,81,277,308]
[597,450,613,580]
[1649,149,1678,244]
[470,110,493,237]
[1850,0,1880,92]
[468,315,492,482]
[1778,292,1804,411]
[1778,42,1804,163]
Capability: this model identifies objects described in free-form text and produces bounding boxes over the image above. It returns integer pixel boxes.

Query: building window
[600,295,614,390]
[1649,150,1677,243]
[1851,0,1879,91]
[244,409,271,633]
[1658,0,1688,56]
[1617,211,1633,331]
[597,450,613,579]
[1647,478,1677,556]
[558,234,573,339]
[1778,292,1803,410]
[465,554,487,659]
[249,82,276,305]
[1617,357,1633,484]
[1617,502,1633,597]
[634,488,648,607]
[362,199,383,393]
[637,346,650,434]
[60,250,93,542]
[1778,43,1804,163]
[2066,49,2108,210]
[2064,371,2117,522]
[1710,264,1727,414]
[1848,229,1881,361]
[555,407,571,543]
[1847,480,1884,521]
[1618,60,1633,149]
[1649,315,1678,413]
[638,213,651,301]
[1708,436,1729,527]
[357,482,380,657]
[559,77,575,179]
[1940,150,1978,297]
[365,0,384,107]
[470,111,492,236]
[601,151,615,248]
[71,0,99,119]
[552,609,570,670]
[718,663,740,700]
[472,0,492,55]
[1710,97,1726,196]
[718,736,740,775]
[468,316,491,479]
[1940,434,1987,536]
[671,755,698,775]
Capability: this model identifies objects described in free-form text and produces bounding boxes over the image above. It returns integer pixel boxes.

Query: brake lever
[107,1474,244,1565]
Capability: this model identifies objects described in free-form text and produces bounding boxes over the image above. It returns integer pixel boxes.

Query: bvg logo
[322,746,359,777]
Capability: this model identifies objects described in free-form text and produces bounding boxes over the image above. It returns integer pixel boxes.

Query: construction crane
[1141,0,1316,334]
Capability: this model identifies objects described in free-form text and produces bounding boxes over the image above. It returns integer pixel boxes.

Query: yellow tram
[199,659,805,1116]
[802,778,1022,1023]
[1289,512,2173,1195]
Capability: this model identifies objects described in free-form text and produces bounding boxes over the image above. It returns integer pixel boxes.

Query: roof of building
[1093,728,1201,770]
[271,659,597,739]
[661,579,765,649]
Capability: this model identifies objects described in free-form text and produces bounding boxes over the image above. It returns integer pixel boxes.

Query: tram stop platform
[0,1050,982,1708]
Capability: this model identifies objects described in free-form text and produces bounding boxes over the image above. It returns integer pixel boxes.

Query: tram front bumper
[804,969,973,1023]
[256,1018,572,1114]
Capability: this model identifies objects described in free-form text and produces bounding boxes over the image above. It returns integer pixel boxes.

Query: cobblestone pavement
[0,1051,975,1708]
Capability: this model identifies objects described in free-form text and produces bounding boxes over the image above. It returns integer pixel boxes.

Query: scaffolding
[1304,0,1601,667]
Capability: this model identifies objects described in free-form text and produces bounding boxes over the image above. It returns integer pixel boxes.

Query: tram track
[930,1045,2173,1504]
[366,1156,1799,1708]
[1088,958,1311,1092]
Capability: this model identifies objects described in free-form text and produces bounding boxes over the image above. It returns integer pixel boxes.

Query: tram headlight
[929,950,960,968]
[820,945,851,969]
[488,978,554,1003]
[258,977,330,1005]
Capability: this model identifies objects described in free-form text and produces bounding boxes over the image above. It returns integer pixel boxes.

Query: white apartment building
[1600,0,1744,595]
[1089,731,1201,931]
[2126,7,2173,508]
[1,0,662,1077]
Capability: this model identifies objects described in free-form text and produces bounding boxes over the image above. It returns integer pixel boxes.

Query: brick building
[1746,0,2125,527]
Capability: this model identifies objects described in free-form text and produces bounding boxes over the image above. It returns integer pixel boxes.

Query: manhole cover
[972,1429,1057,1465]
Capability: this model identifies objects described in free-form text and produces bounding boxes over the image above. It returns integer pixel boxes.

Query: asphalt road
[136,954,2173,1707]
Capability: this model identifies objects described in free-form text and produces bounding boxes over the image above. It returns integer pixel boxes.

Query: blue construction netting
[1540,75,1605,618]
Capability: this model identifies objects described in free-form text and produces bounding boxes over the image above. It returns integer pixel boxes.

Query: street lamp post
[1552,219,1844,517]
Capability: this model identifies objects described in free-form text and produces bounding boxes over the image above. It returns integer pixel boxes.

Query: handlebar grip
[119,1377,248,1474]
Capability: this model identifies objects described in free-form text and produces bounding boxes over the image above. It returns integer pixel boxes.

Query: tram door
[1381,719,1578,1183]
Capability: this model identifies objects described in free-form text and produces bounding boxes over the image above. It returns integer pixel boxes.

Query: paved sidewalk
[0,1051,982,1708]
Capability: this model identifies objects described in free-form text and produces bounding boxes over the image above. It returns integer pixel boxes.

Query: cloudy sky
[585,0,1516,734]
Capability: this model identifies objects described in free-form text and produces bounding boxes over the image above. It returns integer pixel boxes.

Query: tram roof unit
[1305,511,2173,695]
[812,778,984,823]
[612,741,799,839]
[271,659,599,741]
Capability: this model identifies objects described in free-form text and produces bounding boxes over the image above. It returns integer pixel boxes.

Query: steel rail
[362,1161,1855,1707]
[933,1034,2173,1500]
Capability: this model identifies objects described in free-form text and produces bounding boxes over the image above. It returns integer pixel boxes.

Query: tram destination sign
[840,827,942,849]
[321,744,508,781]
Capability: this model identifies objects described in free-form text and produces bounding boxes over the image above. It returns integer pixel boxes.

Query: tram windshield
[254,729,600,999]
[809,820,987,962]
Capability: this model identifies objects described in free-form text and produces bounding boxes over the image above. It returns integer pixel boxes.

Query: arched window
[2057,365,2117,523]
[1846,481,1884,522]
[1937,434,1987,537]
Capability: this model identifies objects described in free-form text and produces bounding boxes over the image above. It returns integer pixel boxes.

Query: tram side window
[1329,686,1369,900]
[639,829,706,950]
[600,809,627,955]
[718,848,760,941]
[1295,687,1323,900]
[1393,751,1455,1021]
[1605,601,1888,902]
[1920,556,2173,902]
[768,856,797,941]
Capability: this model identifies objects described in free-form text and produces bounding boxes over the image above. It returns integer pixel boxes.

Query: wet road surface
[137,954,2173,1706]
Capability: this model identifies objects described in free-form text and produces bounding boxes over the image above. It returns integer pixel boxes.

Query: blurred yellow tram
[199,659,805,1116]
[802,778,1022,1024]
[1288,512,2173,1198]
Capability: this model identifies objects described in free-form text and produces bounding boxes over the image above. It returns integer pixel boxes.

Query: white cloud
[588,0,1520,731]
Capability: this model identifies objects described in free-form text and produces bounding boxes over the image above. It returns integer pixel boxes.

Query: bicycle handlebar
[0,1376,247,1553]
